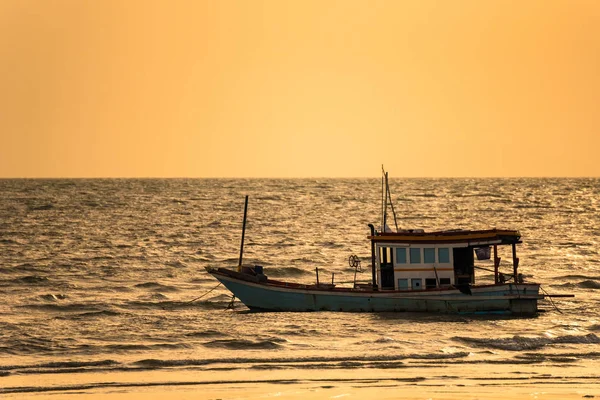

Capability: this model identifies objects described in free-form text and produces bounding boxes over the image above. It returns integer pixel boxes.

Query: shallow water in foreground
[1,178,599,397]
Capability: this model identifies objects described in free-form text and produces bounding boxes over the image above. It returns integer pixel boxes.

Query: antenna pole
[238,195,249,272]
[384,172,388,230]
[381,173,384,232]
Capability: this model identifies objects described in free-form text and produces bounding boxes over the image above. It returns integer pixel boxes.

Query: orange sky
[1,0,599,178]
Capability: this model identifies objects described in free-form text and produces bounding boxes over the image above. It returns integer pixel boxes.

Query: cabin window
[411,278,422,290]
[410,248,421,264]
[425,278,437,289]
[424,248,435,263]
[396,248,407,264]
[438,248,450,263]
[439,278,451,286]
[379,247,393,265]
[397,279,409,290]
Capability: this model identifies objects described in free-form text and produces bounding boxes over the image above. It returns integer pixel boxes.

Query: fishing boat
[206,171,568,315]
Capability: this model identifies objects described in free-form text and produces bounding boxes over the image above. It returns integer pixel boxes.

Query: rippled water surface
[1,178,599,395]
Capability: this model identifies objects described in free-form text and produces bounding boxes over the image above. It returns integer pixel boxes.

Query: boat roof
[368,229,521,245]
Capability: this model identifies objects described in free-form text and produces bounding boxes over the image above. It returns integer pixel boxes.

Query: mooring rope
[540,285,563,314]
[225,294,236,310]
[185,282,222,304]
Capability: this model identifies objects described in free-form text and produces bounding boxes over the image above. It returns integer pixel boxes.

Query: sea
[1,178,599,397]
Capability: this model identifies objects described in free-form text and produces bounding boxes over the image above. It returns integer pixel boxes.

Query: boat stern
[510,298,539,315]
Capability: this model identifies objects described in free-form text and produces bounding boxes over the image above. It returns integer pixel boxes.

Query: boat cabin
[368,226,522,291]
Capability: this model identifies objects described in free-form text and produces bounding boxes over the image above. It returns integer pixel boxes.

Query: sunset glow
[1,0,599,177]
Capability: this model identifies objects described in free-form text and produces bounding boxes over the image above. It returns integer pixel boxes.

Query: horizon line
[1,175,599,180]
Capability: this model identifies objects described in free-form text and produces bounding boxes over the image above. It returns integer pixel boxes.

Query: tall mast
[385,171,399,232]
[237,195,249,272]
[381,166,399,232]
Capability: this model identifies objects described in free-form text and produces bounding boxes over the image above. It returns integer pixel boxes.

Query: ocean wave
[124,300,226,311]
[29,204,54,211]
[552,280,600,290]
[577,280,600,289]
[203,338,288,350]
[193,255,217,262]
[514,204,555,209]
[554,274,600,281]
[67,310,122,319]
[132,358,211,368]
[2,263,40,274]
[459,193,504,199]
[170,198,188,205]
[353,336,399,345]
[271,239,297,248]
[411,193,439,198]
[314,241,345,248]
[246,355,471,370]
[103,343,191,352]
[107,285,134,292]
[90,255,116,261]
[166,260,188,268]
[2,359,119,372]
[0,375,435,395]
[0,349,521,379]
[132,352,471,371]
[453,333,600,351]
[134,282,179,292]
[21,303,104,313]
[0,339,191,357]
[81,200,102,208]
[272,328,321,337]
[556,241,592,247]
[12,275,50,285]
[114,243,133,249]
[39,293,68,302]
[185,329,223,338]
[247,360,407,371]
[220,257,241,264]
[514,351,600,364]
[145,293,169,300]
[0,336,70,355]
[190,276,215,283]
[521,351,600,359]
[374,336,396,343]
[257,195,282,201]
[0,238,21,245]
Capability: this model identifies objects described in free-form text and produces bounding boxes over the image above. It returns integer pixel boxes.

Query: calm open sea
[1,178,599,396]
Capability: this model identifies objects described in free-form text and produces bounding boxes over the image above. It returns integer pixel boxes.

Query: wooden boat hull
[206,268,542,315]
